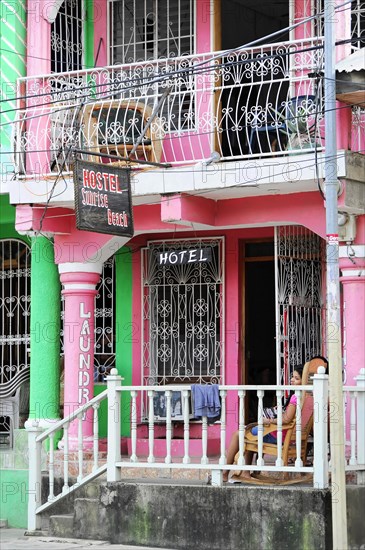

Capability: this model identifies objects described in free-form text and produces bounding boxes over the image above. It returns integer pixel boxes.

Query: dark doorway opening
[243,241,276,421]
[219,1,290,158]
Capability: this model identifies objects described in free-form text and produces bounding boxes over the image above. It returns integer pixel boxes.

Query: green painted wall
[84,0,94,68]
[29,237,61,421]
[0,470,28,528]
[95,248,134,438]
[0,196,30,242]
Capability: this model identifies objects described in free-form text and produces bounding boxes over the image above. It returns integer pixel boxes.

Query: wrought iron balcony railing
[14,38,326,178]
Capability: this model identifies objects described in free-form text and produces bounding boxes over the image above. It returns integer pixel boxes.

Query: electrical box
[338,214,356,242]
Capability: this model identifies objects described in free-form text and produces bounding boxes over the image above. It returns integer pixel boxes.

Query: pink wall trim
[94,0,108,67]
[196,0,211,53]
[294,0,312,40]
[27,0,51,75]
[216,193,326,238]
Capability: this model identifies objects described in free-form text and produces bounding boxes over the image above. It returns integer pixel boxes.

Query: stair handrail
[34,389,107,443]
[27,388,108,531]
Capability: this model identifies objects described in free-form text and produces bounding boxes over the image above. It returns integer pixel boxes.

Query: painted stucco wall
[0,469,28,528]
[0,0,26,172]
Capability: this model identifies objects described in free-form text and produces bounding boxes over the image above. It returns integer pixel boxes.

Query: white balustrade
[256,389,265,467]
[147,390,155,464]
[77,412,83,483]
[165,390,172,464]
[182,389,190,464]
[295,389,302,468]
[16,38,325,178]
[219,390,227,465]
[237,390,245,467]
[275,390,284,467]
[130,390,138,462]
[27,368,365,533]
[93,403,100,472]
[313,367,329,489]
[62,422,69,494]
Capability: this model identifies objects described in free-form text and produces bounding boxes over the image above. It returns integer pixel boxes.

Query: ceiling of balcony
[221,0,289,50]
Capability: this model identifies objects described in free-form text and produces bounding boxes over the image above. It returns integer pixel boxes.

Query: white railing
[15,37,325,178]
[27,390,107,530]
[27,368,365,531]
[343,368,365,484]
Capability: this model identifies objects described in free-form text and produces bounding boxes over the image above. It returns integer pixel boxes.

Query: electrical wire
[13,147,365,230]
[0,100,356,158]
[0,42,326,121]
[0,0,357,114]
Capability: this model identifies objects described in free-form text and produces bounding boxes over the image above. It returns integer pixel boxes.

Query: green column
[84,0,94,68]
[28,236,61,421]
[115,247,133,436]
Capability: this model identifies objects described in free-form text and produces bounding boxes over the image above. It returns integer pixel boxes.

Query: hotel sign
[74,160,134,237]
[158,247,212,266]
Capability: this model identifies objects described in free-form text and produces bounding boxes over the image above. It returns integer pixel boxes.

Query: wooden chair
[82,100,163,167]
[232,358,325,484]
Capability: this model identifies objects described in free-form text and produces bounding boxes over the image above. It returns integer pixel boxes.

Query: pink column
[60,266,102,449]
[27,0,51,176]
[340,246,365,448]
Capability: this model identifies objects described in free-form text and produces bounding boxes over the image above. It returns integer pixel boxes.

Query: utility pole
[323,1,348,548]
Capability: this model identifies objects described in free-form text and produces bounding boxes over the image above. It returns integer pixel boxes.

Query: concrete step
[48,514,74,538]
[73,498,102,540]
[0,519,9,528]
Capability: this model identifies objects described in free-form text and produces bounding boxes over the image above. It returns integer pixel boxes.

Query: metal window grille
[109,0,195,127]
[275,226,326,385]
[314,1,365,51]
[109,0,195,64]
[0,239,30,445]
[0,239,30,384]
[142,238,224,387]
[60,256,115,382]
[51,0,84,73]
[351,0,365,50]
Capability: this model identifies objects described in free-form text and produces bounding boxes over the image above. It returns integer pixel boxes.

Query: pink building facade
[5,0,365,454]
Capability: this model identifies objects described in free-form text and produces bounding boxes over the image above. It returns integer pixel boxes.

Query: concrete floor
[0,529,178,550]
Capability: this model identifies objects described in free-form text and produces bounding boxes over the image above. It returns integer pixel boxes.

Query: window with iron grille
[109,0,196,129]
[109,0,195,64]
[51,0,84,73]
[142,238,224,386]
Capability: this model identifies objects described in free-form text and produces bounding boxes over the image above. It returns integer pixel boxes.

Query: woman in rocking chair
[223,366,304,482]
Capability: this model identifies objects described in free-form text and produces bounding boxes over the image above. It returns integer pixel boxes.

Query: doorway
[242,240,276,420]
[219,1,290,158]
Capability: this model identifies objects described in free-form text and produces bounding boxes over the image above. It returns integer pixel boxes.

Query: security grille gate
[275,226,325,385]
[142,238,224,387]
[0,239,30,445]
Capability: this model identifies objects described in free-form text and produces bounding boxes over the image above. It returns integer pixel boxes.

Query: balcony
[15,37,326,180]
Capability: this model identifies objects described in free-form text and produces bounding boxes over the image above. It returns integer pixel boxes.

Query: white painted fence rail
[26,368,365,531]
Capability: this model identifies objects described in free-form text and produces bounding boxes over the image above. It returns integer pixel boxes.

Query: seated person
[223,365,304,481]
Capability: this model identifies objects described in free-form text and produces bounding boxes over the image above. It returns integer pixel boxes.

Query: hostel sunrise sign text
[74,160,134,237]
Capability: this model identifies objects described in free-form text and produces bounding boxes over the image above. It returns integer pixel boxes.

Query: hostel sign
[74,160,134,237]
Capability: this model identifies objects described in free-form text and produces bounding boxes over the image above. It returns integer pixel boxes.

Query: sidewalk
[0,529,178,550]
